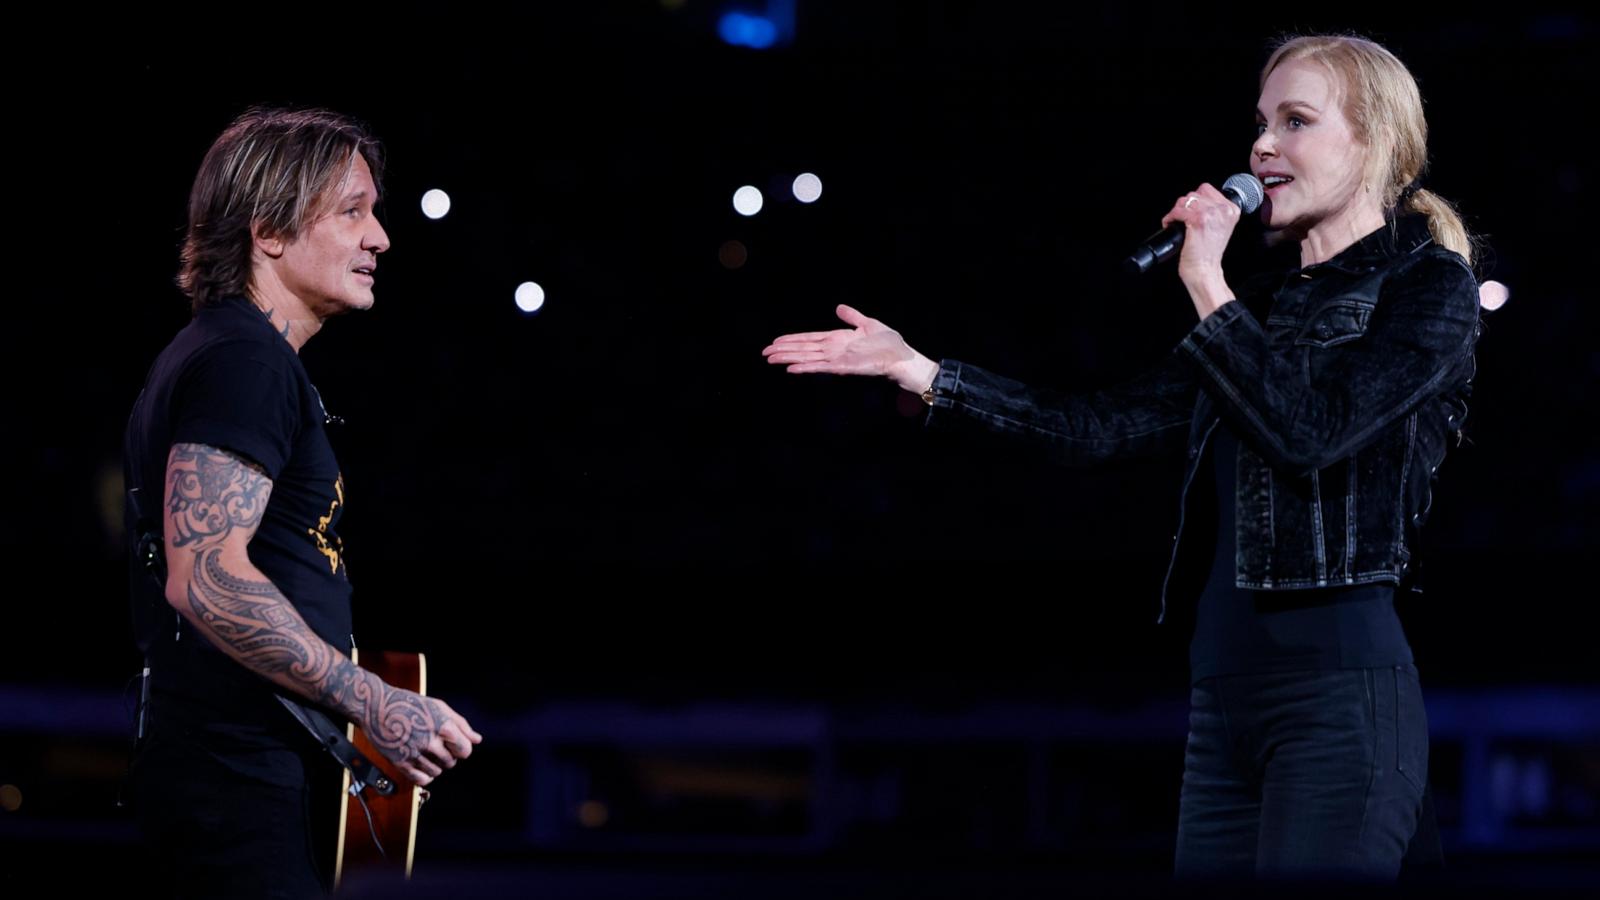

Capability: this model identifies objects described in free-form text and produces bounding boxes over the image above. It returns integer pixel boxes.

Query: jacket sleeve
[925,347,1197,466]
[1176,246,1479,477]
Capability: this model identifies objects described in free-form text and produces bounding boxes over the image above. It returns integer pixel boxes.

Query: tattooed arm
[162,442,481,784]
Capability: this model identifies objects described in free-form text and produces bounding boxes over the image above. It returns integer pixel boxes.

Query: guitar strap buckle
[275,696,398,797]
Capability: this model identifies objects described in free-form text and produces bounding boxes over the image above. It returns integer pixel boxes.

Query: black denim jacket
[926,215,1481,621]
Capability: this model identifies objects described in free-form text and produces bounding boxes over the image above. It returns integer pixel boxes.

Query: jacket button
[1187,446,1198,460]
[1412,513,1422,525]
[1318,324,1334,338]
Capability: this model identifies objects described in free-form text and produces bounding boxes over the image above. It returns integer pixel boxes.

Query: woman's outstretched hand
[762,304,939,394]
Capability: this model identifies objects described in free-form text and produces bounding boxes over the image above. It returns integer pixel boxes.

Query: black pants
[1174,664,1430,881]
[129,730,339,899]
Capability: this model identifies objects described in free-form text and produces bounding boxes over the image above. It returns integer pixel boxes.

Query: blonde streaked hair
[177,107,384,312]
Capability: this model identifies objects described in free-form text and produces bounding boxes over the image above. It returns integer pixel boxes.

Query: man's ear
[252,222,286,260]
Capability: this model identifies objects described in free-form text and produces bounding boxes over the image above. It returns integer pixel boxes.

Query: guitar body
[334,649,427,888]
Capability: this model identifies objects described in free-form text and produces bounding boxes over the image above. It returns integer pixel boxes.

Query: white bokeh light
[792,173,822,203]
[515,282,546,313]
[733,185,764,216]
[421,189,451,220]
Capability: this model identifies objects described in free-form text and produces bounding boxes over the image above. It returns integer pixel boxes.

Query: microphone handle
[1124,223,1186,275]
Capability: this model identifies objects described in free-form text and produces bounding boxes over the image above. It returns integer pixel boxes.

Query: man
[123,107,480,897]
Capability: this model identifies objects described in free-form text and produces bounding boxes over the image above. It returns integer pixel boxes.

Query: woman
[762,35,1486,880]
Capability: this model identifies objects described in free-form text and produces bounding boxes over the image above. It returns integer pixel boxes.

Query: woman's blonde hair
[1264,35,1473,265]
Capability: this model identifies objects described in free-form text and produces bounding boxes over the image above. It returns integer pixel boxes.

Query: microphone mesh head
[1223,173,1265,214]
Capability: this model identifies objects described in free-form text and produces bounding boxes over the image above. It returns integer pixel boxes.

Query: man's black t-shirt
[125,296,352,785]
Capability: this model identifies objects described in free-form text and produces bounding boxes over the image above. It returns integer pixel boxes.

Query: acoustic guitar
[332,648,429,888]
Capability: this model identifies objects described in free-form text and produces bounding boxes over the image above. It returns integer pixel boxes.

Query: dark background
[4,3,1596,896]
